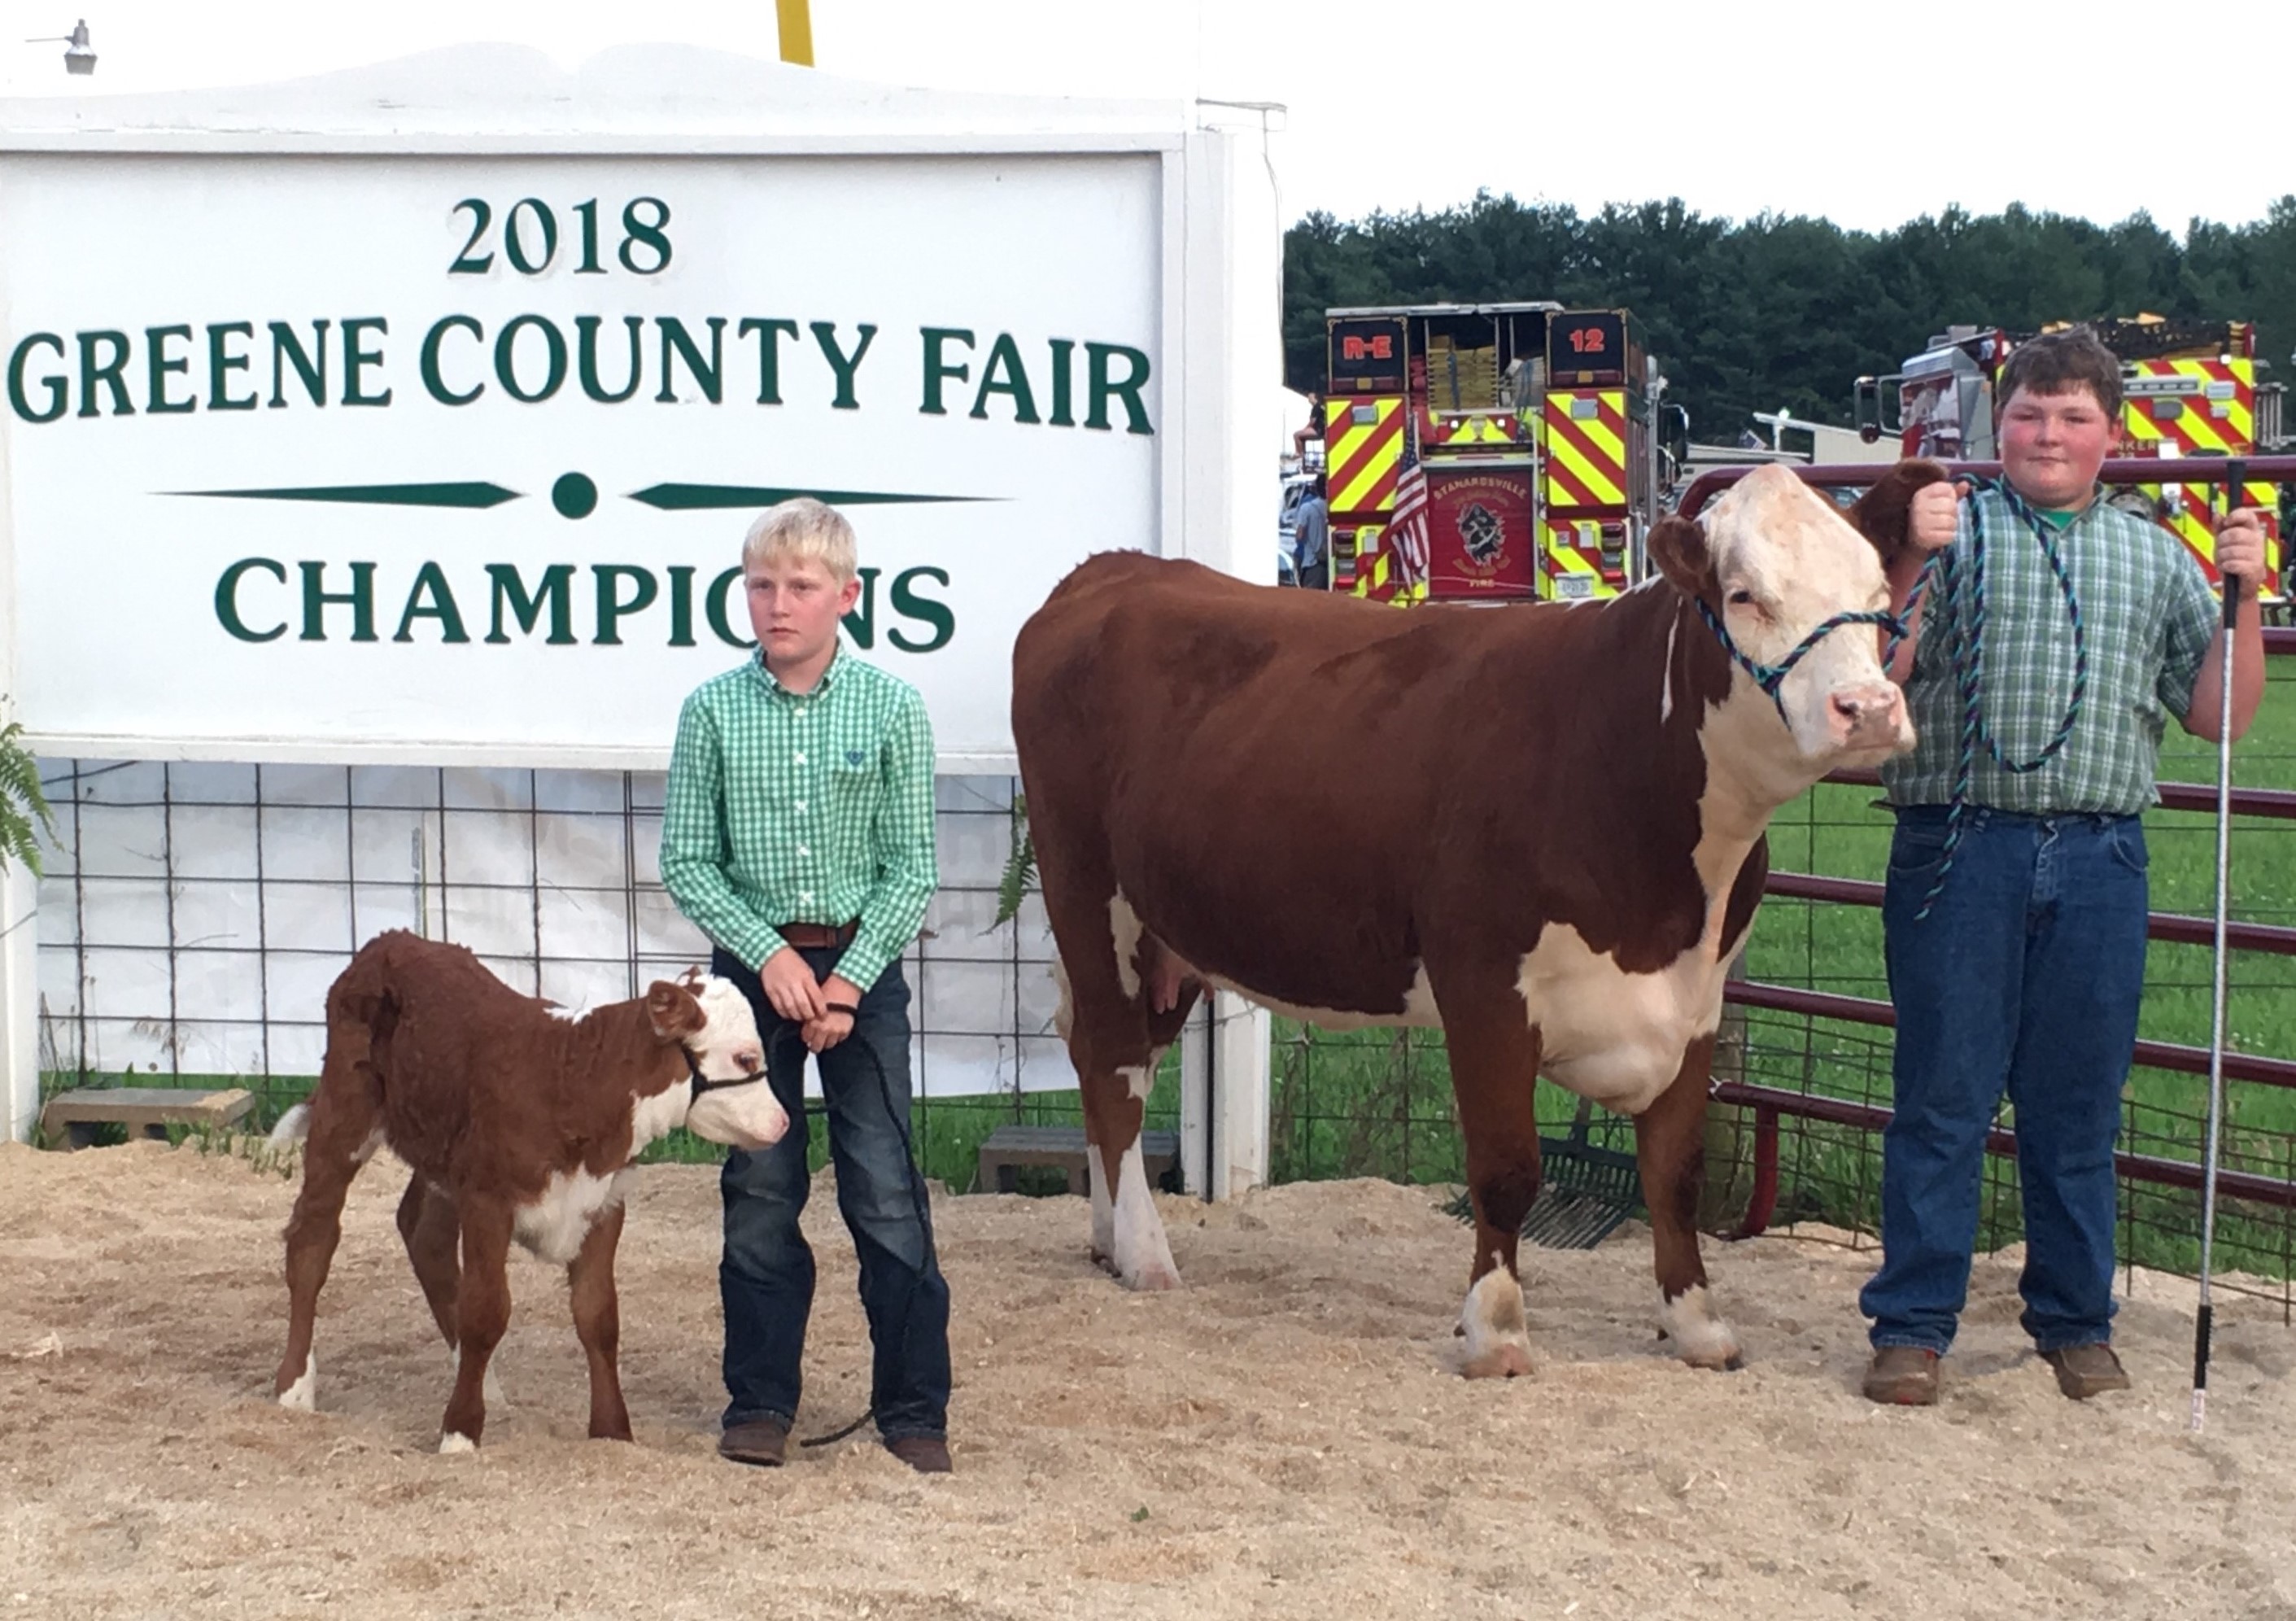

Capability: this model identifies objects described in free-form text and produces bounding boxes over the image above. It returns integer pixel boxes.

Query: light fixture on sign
[24,19,95,75]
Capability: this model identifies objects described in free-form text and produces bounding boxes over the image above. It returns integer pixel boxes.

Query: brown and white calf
[1011,462,1938,1376]
[268,930,787,1450]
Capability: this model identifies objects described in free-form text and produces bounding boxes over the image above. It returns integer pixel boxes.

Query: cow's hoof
[1657,1285,1741,1371]
[1457,1259,1531,1379]
[1122,1264,1183,1292]
[1670,1333,1744,1371]
[276,1352,317,1413]
[1462,1342,1534,1380]
[1674,1333,1744,1371]
[439,1431,478,1454]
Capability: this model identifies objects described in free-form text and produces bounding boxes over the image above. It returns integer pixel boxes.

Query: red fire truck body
[1321,303,1663,604]
[1854,317,2286,594]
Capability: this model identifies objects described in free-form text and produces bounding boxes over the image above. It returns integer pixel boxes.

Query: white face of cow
[670,977,789,1152]
[1696,465,1914,768]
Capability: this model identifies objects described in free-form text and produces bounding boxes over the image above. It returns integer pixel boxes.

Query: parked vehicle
[1320,301,1669,604]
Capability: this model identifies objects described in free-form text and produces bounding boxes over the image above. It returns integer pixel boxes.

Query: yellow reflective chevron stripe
[1325,397,1406,515]
[1351,547,1383,598]
[2122,359,2253,457]
[1342,527,1425,605]
[1543,390,1629,509]
[1538,520,1619,601]
[2134,482,2285,602]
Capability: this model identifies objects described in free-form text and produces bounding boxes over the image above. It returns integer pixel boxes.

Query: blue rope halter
[1911,478,2090,919]
[1688,583,1924,728]
[1683,474,2086,922]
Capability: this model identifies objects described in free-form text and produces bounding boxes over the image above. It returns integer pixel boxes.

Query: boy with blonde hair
[1862,329,2268,1406]
[660,497,952,1471]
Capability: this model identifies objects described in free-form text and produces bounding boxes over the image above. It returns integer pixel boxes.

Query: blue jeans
[714,946,951,1442]
[1860,806,2148,1356]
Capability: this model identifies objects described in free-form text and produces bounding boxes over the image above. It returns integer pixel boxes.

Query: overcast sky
[5,0,2290,234]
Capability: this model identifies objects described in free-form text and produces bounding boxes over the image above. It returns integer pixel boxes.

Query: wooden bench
[39,1086,256,1150]
[976,1123,1181,1197]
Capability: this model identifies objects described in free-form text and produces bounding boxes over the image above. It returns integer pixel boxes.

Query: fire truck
[1320,302,1665,603]
[1852,316,2288,593]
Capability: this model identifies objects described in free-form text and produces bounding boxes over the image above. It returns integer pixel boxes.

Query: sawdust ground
[2,1138,2292,1620]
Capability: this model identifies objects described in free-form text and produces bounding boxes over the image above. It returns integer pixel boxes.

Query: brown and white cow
[268,930,788,1448]
[1011,461,1939,1375]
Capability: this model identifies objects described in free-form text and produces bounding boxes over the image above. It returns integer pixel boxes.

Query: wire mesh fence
[30,762,1180,1188]
[28,646,2295,1301]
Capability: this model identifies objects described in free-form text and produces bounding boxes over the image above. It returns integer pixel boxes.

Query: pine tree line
[1284,195,2296,441]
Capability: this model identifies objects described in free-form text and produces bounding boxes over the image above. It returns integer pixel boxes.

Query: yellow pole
[776,0,815,66]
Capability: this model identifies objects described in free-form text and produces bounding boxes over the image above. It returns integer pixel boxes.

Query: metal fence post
[1210,990,1270,1199]
[1178,999,1211,1199]
[0,861,37,1141]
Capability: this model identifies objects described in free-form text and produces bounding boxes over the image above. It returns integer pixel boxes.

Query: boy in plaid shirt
[1861,329,2268,1405]
[661,498,951,1470]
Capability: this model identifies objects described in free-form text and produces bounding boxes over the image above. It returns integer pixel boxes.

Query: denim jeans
[1860,806,2148,1356]
[714,946,952,1441]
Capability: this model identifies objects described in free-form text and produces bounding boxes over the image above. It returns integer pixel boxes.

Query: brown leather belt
[778,919,859,950]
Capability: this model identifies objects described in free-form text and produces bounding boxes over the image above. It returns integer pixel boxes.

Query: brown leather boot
[884,1435,952,1474]
[1863,1345,1940,1405]
[2041,1343,2130,1400]
[718,1418,791,1466]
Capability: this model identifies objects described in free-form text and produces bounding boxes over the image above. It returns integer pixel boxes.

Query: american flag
[1388,452,1431,589]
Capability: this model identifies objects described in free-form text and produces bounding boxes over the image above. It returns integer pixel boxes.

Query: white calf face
[1702,465,1914,767]
[679,977,789,1151]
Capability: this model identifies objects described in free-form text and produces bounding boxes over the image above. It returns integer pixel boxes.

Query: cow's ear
[1647,515,1718,600]
[646,981,705,1040]
[1845,458,1948,568]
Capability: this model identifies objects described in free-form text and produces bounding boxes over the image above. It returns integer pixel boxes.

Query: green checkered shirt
[1883,485,2219,815]
[661,648,937,990]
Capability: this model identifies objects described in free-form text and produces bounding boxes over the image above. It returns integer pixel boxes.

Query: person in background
[1293,475,1330,592]
[1293,389,1325,461]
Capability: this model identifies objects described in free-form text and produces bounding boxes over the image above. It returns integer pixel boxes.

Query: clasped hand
[758,946,862,1052]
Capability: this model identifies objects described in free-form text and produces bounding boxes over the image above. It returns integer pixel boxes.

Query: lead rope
[767,1007,937,1453]
[1914,480,2090,919]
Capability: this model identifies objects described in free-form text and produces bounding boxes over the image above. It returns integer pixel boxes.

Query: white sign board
[0,50,1278,774]
[0,50,1281,1149]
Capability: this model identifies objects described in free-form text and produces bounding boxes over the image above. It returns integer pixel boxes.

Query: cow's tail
[272,939,400,1151]
[267,1103,312,1147]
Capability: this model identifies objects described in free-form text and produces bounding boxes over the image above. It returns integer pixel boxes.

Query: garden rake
[1441,1096,1643,1249]
[1518,1097,1643,1249]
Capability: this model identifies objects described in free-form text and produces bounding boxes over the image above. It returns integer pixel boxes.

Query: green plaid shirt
[1883,485,2219,815]
[661,648,937,990]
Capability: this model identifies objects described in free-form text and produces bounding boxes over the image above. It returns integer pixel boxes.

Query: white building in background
[0,46,1278,1195]
[1751,409,1901,467]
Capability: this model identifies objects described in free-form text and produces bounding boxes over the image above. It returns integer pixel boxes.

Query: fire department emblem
[1457,501,1507,571]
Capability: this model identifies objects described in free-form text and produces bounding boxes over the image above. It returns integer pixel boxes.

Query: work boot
[884,1435,953,1474]
[2041,1343,2130,1400]
[718,1417,791,1466]
[1862,1345,1940,1406]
